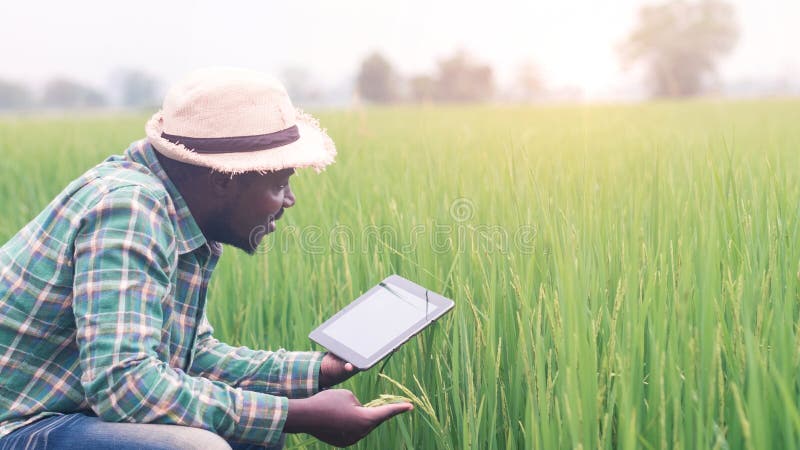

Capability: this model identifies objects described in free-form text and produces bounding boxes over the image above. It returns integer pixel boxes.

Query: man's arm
[186,312,325,398]
[72,186,287,446]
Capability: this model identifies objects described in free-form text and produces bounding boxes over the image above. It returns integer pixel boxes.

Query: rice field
[2,99,800,449]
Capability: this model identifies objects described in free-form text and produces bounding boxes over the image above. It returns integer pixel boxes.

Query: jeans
[0,411,285,450]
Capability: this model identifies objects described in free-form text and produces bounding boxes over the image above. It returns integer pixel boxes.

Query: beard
[204,208,264,255]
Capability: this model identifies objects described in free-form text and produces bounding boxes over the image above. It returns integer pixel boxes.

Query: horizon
[1,0,798,103]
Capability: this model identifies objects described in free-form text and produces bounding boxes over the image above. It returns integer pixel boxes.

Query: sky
[0,0,797,101]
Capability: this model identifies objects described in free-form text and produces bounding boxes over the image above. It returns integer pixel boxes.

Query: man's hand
[319,353,358,389]
[285,389,413,448]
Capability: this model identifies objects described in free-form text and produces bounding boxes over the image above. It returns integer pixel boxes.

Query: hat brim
[145,108,337,174]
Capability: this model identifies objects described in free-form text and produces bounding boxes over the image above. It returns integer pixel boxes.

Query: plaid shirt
[0,139,324,446]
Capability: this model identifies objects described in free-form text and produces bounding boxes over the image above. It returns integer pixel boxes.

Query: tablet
[309,274,455,370]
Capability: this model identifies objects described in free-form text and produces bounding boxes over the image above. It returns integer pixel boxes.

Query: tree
[434,50,494,102]
[117,69,160,108]
[356,52,398,103]
[42,78,106,108]
[0,79,33,110]
[619,0,739,98]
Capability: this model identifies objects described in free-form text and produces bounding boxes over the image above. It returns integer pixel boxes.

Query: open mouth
[265,209,284,231]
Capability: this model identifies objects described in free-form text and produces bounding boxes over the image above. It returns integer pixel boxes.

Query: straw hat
[145,67,336,174]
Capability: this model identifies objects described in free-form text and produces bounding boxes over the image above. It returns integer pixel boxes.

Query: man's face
[211,168,296,254]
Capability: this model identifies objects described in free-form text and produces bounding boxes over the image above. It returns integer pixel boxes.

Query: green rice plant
[363,394,414,408]
[2,100,800,449]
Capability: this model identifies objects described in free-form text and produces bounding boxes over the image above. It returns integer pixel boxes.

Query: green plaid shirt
[0,139,324,446]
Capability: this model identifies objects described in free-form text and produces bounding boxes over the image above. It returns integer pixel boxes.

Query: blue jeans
[0,411,285,450]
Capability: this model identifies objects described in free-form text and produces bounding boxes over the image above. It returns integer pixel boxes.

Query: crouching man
[0,67,411,449]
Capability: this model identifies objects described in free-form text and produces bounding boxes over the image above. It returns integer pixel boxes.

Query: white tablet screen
[322,283,439,359]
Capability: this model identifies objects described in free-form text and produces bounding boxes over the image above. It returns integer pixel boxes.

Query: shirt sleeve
[187,313,324,399]
[72,186,287,447]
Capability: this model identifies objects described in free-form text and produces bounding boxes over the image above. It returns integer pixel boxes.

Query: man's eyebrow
[278,169,294,183]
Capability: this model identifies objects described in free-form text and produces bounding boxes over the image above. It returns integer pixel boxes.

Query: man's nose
[283,186,296,208]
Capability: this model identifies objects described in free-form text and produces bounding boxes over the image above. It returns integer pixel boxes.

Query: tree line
[356,50,501,104]
[0,69,160,111]
[356,0,739,103]
[0,0,740,110]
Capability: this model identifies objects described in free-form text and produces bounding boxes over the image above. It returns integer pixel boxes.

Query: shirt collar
[124,139,221,256]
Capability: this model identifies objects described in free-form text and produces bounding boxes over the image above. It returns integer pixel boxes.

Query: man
[0,68,412,449]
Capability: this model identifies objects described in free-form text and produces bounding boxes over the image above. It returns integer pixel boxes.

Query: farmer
[0,67,412,449]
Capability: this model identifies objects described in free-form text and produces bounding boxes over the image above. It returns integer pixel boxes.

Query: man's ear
[209,170,238,197]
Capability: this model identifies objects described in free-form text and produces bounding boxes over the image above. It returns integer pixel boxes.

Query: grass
[1,99,800,449]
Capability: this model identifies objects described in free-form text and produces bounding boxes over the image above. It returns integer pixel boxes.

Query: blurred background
[0,0,797,112]
[3,3,800,449]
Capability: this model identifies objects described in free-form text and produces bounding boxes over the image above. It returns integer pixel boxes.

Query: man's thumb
[366,402,414,423]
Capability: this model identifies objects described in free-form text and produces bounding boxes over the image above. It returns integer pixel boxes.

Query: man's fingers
[326,353,356,372]
[364,402,414,423]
